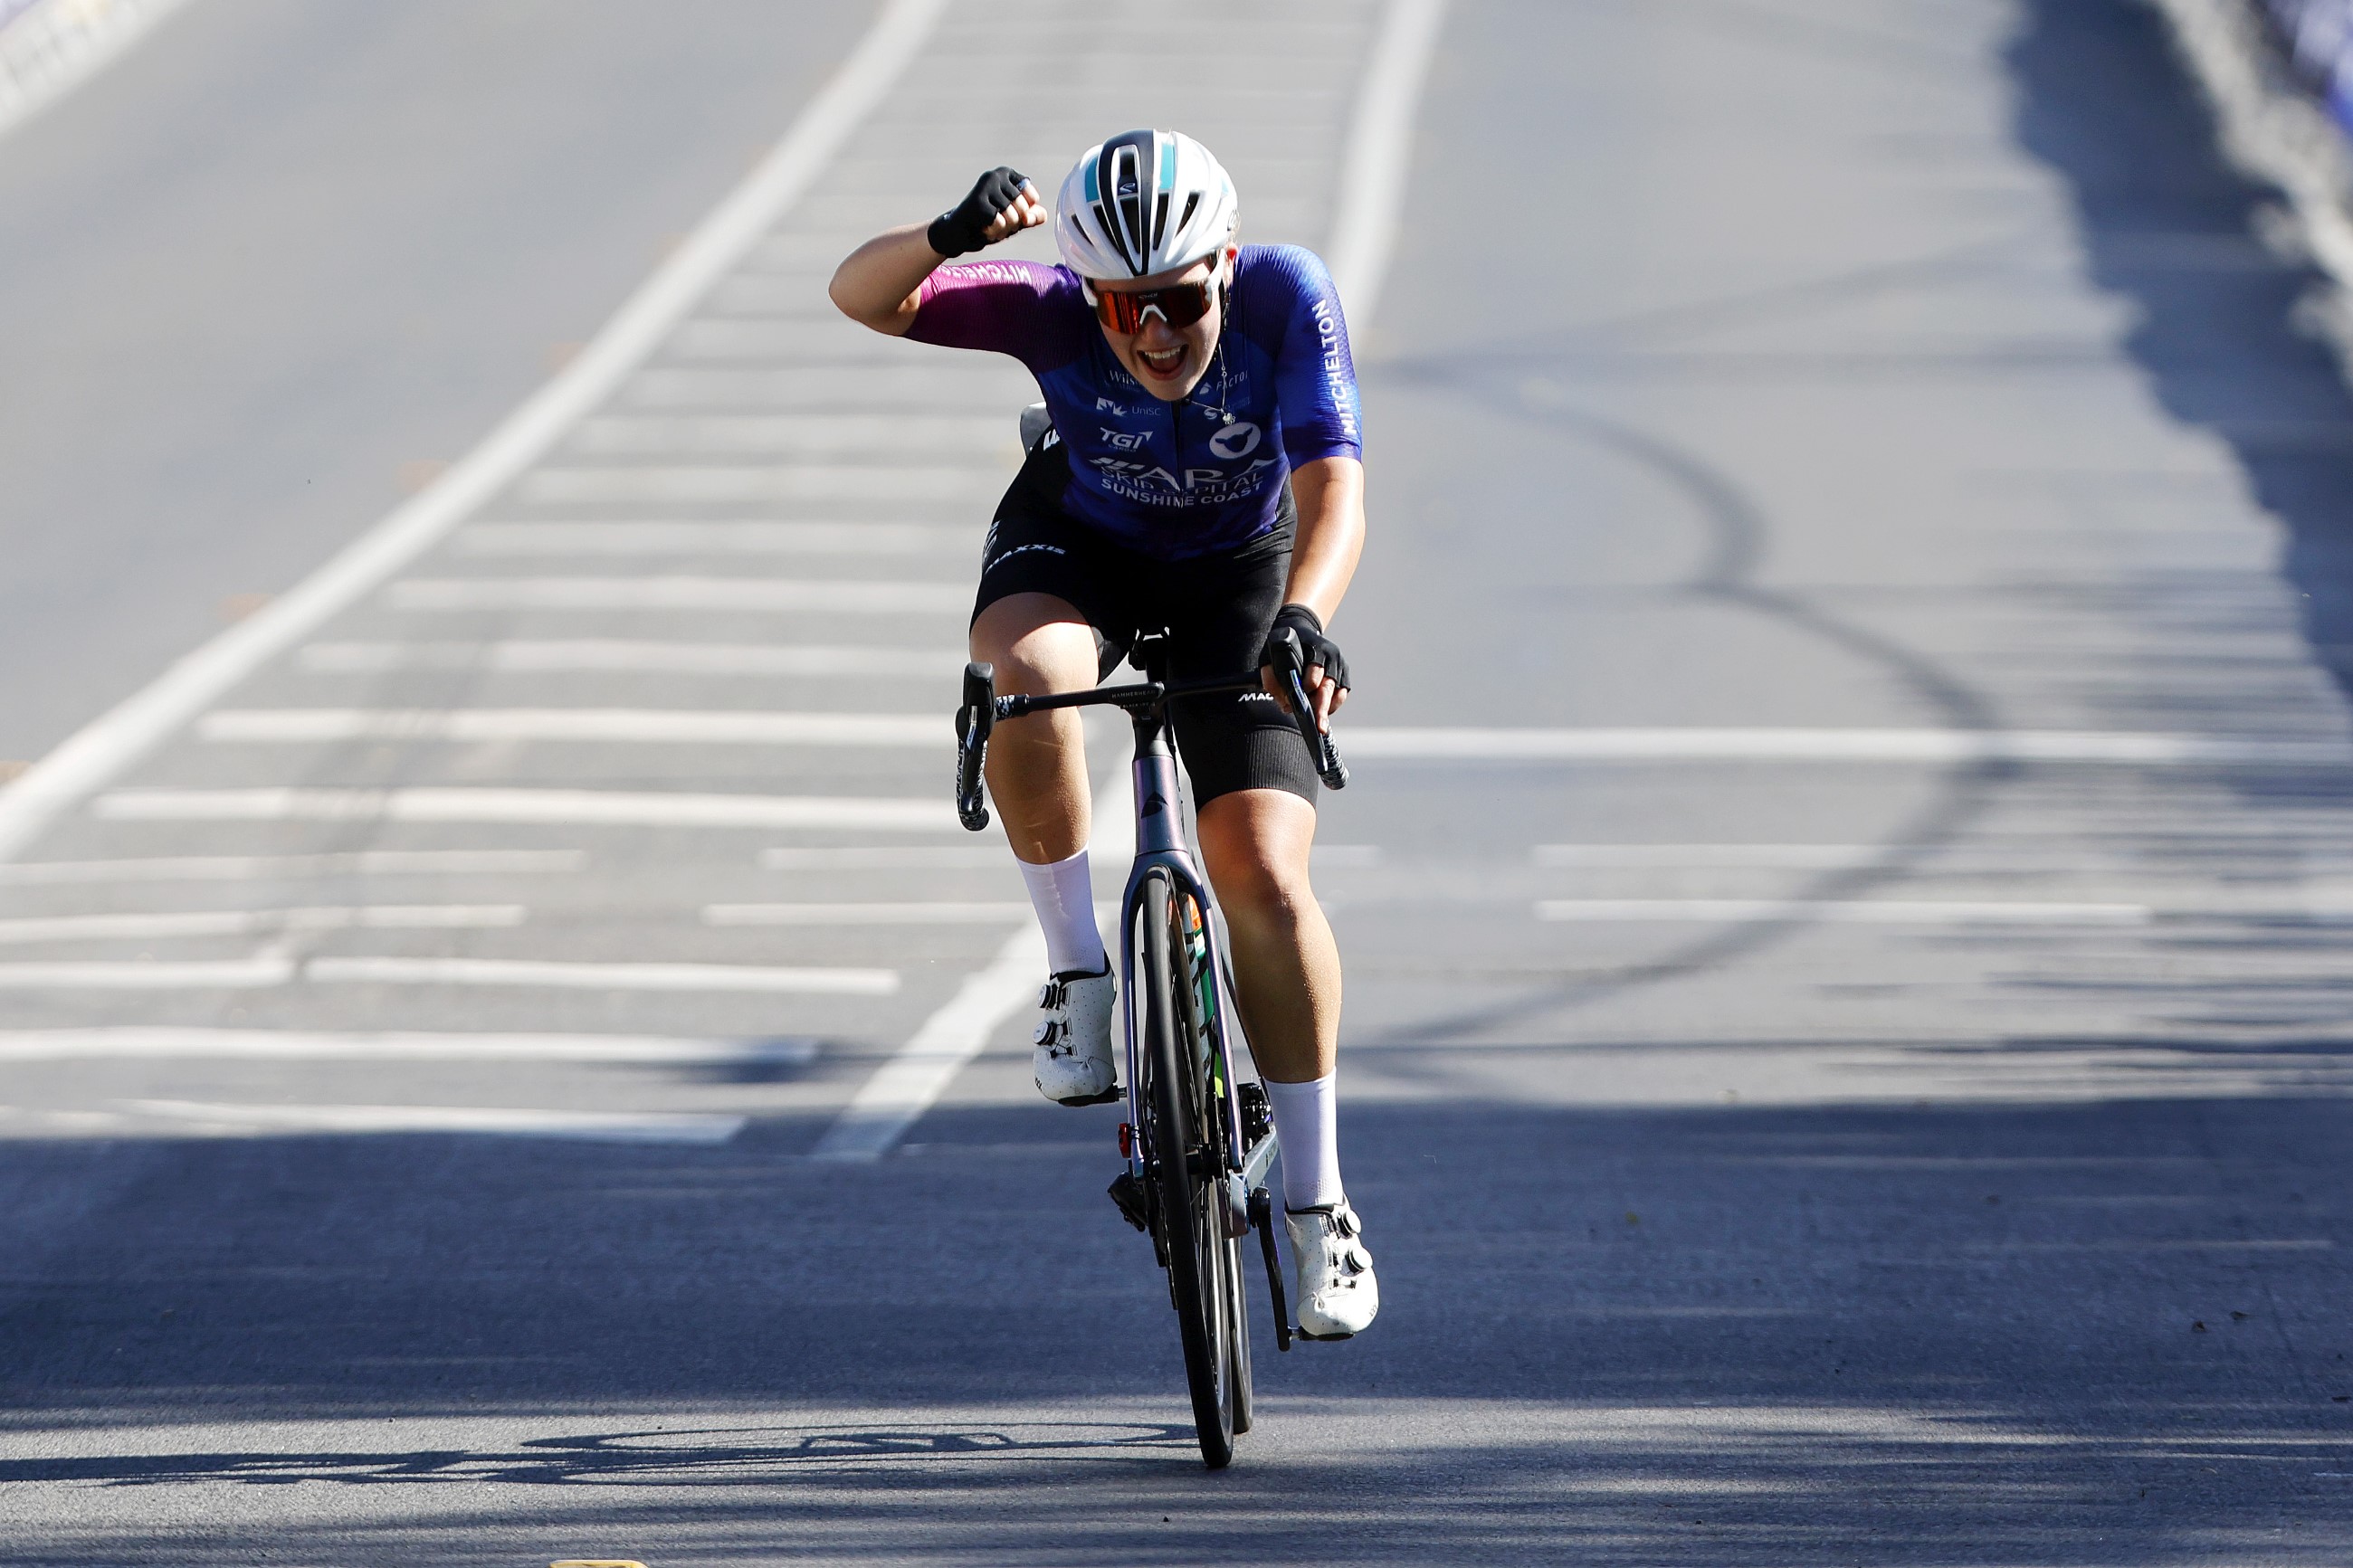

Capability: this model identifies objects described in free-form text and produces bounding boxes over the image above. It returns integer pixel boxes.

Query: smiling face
[1092,248,1234,402]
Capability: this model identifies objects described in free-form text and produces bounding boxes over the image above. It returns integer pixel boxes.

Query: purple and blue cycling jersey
[906,244,1362,561]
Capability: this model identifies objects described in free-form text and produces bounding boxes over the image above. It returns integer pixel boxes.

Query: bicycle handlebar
[952,652,1349,832]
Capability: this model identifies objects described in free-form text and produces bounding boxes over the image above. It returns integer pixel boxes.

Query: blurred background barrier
[0,0,191,139]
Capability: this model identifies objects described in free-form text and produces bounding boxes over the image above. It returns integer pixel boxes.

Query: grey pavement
[3,0,2353,1563]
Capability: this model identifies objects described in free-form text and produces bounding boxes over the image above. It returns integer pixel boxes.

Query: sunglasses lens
[1092,280,1214,332]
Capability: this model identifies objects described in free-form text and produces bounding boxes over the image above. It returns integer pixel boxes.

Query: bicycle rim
[1141,871,1234,1468]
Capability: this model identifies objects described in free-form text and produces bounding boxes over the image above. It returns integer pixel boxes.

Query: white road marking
[1345,727,2353,765]
[704,901,1028,926]
[760,845,1012,869]
[1327,0,1452,327]
[201,708,939,746]
[563,414,1005,457]
[121,1099,748,1144]
[0,1029,817,1064]
[0,958,294,989]
[0,850,583,883]
[299,641,960,677]
[0,905,522,945]
[0,0,948,863]
[1535,843,1888,868]
[1535,899,2152,926]
[453,521,971,556]
[303,956,898,994]
[514,465,985,505]
[384,577,967,613]
[0,0,198,147]
[807,923,1045,1163]
[94,788,957,832]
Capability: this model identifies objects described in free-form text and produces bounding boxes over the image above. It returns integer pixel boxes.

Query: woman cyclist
[829,129,1376,1338]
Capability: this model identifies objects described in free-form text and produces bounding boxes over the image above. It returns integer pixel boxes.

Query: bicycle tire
[1172,892,1253,1438]
[1139,871,1237,1468]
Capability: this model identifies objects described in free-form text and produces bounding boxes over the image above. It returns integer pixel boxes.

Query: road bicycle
[953,627,1348,1468]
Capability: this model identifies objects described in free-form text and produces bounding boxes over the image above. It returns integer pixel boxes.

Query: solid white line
[123,1099,748,1144]
[94,788,957,831]
[759,845,1012,869]
[807,923,1044,1162]
[0,905,521,945]
[705,901,1029,926]
[0,1029,817,1064]
[201,708,939,746]
[453,521,970,556]
[1327,0,1450,328]
[1344,727,2353,765]
[0,850,583,884]
[384,577,967,613]
[1534,899,2151,926]
[0,0,198,146]
[299,641,960,678]
[304,956,899,994]
[0,0,949,864]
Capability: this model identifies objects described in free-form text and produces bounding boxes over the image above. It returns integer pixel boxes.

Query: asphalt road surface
[3,1,2353,1563]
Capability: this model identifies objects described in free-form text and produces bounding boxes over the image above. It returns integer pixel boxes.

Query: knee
[1210,846,1314,933]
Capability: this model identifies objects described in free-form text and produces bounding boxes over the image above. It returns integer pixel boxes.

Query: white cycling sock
[1019,849,1108,975]
[1263,1072,1343,1212]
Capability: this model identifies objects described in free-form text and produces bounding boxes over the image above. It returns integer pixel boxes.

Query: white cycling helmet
[1054,128,1238,280]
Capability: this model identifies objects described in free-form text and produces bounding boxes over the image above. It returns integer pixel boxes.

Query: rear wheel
[1139,871,1242,1468]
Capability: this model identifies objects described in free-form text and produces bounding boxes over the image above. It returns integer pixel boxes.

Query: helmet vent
[1177,191,1200,233]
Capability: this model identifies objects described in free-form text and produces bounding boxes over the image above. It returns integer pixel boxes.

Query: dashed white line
[0,958,294,989]
[1534,843,1888,868]
[453,520,972,556]
[0,850,584,883]
[94,788,957,832]
[704,901,1028,926]
[384,577,967,614]
[514,465,986,506]
[122,1099,748,1144]
[201,708,939,746]
[1534,899,2152,926]
[1346,727,2353,765]
[759,845,1012,870]
[299,641,961,677]
[0,905,522,945]
[0,1029,818,1064]
[304,956,898,994]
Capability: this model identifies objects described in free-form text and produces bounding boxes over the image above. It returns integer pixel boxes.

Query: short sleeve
[1262,247,1364,466]
[906,260,1091,372]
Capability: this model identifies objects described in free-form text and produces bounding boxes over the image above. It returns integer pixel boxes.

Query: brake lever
[955,660,995,831]
[1268,632,1348,791]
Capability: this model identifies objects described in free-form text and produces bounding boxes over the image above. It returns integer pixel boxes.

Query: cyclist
[830,130,1376,1338]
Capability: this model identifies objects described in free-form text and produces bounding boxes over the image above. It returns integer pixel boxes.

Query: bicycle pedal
[1106,1170,1150,1233]
[1054,1087,1123,1107]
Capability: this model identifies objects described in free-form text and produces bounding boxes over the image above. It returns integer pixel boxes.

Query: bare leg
[969,593,1099,863]
[1196,788,1338,1083]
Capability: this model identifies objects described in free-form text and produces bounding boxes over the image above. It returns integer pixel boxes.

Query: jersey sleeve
[905,259,1091,371]
[1262,246,1365,467]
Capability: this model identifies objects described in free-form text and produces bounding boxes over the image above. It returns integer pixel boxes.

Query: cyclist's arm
[830,176,1047,335]
[1281,455,1365,725]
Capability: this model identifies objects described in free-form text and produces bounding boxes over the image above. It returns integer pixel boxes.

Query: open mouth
[1137,345,1187,379]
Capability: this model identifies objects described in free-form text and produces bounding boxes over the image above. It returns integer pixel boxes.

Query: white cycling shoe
[1287,1198,1379,1338]
[1032,965,1119,1106]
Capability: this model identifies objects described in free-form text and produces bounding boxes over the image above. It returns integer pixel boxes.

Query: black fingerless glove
[1263,603,1350,691]
[928,166,1029,258]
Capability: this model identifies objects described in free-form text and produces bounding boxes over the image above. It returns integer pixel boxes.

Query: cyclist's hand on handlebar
[1262,603,1350,735]
[928,167,1046,257]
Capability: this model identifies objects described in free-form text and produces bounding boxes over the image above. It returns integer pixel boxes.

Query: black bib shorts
[970,438,1319,806]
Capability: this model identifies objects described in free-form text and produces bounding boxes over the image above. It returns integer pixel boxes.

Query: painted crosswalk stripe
[303,956,898,993]
[1347,727,2353,766]
[385,577,967,613]
[200,709,939,746]
[704,901,1029,926]
[1534,899,2151,926]
[94,788,957,831]
[121,1099,748,1144]
[299,641,962,677]
[0,905,522,945]
[453,520,973,556]
[0,1030,817,1064]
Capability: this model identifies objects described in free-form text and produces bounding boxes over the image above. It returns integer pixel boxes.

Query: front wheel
[1139,871,1242,1468]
